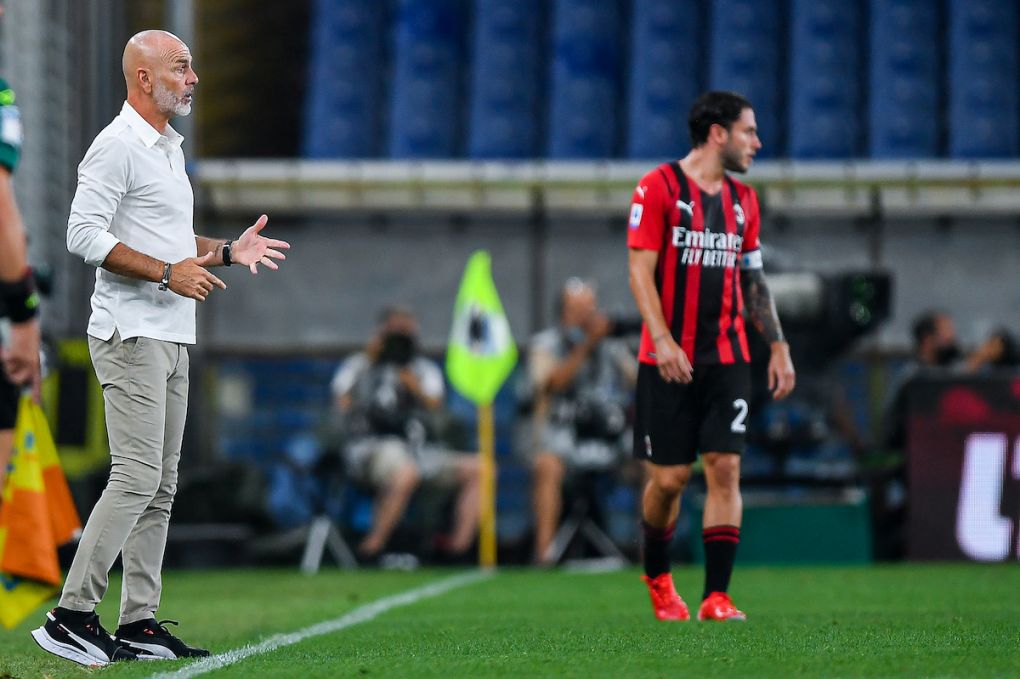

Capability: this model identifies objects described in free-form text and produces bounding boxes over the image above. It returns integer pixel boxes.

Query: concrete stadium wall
[185,212,1020,354]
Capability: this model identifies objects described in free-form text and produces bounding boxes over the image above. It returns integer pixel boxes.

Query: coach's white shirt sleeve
[70,101,198,344]
[67,135,129,266]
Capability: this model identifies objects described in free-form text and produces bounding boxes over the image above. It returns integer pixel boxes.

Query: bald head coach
[31,30,290,667]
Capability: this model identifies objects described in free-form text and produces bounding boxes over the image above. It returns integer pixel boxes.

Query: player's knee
[651,466,691,497]
[704,454,740,492]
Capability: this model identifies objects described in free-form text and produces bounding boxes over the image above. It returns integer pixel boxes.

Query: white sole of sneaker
[30,627,107,668]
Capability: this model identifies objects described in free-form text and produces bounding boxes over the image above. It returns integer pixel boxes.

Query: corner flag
[445,251,517,569]
[445,251,517,406]
[0,395,81,629]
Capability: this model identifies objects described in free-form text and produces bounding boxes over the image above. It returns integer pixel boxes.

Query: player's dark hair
[688,91,754,147]
[911,310,943,348]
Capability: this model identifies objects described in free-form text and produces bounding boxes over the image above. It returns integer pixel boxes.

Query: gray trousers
[59,330,189,625]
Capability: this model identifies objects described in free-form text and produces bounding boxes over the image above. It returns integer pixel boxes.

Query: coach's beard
[154,81,193,117]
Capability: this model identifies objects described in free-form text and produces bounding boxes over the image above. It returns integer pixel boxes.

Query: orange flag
[0,395,81,628]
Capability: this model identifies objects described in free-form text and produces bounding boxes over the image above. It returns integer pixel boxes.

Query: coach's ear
[136,68,153,94]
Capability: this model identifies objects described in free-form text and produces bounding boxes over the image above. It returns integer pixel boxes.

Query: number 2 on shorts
[730,398,748,433]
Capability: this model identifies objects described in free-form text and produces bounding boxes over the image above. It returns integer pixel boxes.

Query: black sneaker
[115,618,210,659]
[31,608,139,667]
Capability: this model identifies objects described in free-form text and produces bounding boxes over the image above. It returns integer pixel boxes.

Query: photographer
[331,306,479,561]
[529,279,637,565]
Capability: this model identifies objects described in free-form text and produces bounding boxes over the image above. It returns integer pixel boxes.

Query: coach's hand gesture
[653,333,693,384]
[768,341,796,399]
[231,214,290,274]
[170,252,227,301]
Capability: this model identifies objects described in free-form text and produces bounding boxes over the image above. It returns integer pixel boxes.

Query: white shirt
[331,353,445,402]
[67,101,197,344]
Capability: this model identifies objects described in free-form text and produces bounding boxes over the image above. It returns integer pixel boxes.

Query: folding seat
[303,0,386,158]
[547,0,623,158]
[467,0,544,158]
[868,0,940,158]
[389,0,467,158]
[787,0,862,158]
[947,0,1018,157]
[626,0,701,158]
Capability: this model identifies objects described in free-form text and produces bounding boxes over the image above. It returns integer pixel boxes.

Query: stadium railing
[195,159,1020,218]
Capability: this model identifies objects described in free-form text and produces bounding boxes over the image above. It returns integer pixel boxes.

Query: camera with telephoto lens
[377,332,416,365]
[572,396,627,442]
[607,316,643,338]
[366,401,411,436]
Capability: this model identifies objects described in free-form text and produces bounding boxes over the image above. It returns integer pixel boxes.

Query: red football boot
[697,592,747,621]
[641,573,690,621]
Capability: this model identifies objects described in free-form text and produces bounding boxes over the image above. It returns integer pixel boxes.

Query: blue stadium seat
[787,0,863,158]
[388,0,468,158]
[467,0,544,158]
[868,0,940,158]
[626,0,701,158]
[547,0,624,158]
[303,0,386,158]
[709,0,783,157]
[947,0,1019,158]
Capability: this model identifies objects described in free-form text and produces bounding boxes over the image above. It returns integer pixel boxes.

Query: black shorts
[0,370,18,430]
[633,362,751,465]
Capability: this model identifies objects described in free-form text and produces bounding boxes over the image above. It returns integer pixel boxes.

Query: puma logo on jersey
[636,185,647,199]
[676,199,695,217]
[733,203,745,226]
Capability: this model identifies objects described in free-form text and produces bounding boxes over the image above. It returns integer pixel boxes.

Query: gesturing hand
[231,214,290,274]
[584,312,613,343]
[653,333,693,384]
[170,252,227,301]
[398,367,421,393]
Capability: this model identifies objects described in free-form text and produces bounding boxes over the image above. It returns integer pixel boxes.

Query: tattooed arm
[741,268,795,399]
[741,268,784,344]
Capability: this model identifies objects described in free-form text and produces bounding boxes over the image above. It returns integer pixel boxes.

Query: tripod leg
[580,519,627,561]
[325,523,359,569]
[300,516,332,575]
[545,517,581,564]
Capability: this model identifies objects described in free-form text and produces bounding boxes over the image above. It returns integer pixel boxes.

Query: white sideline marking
[146,571,492,679]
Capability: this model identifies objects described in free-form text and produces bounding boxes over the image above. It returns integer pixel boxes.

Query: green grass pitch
[2,563,1018,678]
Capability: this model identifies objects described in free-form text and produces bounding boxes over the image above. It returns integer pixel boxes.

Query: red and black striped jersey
[627,161,764,366]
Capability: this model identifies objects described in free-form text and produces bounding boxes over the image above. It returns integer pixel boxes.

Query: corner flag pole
[478,403,496,569]
[444,250,517,571]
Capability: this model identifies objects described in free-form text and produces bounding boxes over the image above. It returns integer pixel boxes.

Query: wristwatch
[158,262,172,291]
[222,240,234,266]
